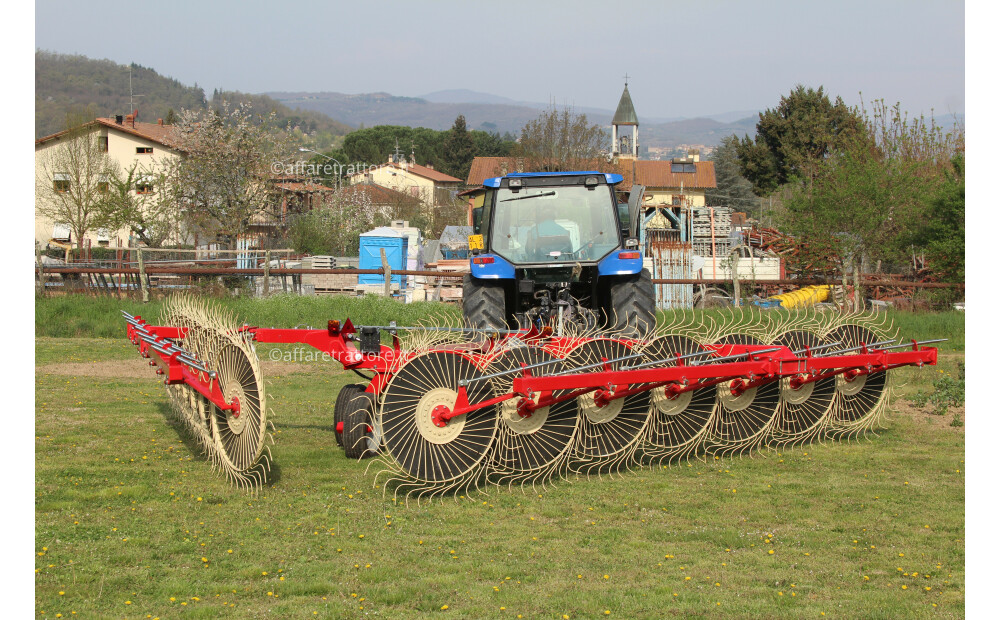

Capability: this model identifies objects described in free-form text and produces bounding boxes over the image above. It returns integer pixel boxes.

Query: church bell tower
[611,78,639,159]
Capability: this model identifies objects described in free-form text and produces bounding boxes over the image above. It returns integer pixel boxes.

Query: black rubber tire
[608,268,656,338]
[333,383,365,448]
[343,392,378,459]
[462,274,506,331]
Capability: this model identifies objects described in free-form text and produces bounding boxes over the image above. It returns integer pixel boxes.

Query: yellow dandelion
[441,604,449,610]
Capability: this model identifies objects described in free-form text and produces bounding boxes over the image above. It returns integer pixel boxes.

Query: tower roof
[612,83,638,126]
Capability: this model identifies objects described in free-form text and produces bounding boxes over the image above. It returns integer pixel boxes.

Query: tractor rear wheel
[608,269,655,338]
[462,275,506,332]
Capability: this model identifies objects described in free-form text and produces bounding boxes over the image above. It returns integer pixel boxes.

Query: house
[34,113,182,249]
[348,156,462,207]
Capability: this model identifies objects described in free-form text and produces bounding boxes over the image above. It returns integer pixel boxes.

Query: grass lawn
[34,298,964,618]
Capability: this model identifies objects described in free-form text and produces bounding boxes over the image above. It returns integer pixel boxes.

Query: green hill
[35,51,353,149]
[35,50,207,138]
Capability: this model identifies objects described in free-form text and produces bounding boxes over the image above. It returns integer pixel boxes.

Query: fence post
[380,248,391,298]
[262,250,271,297]
[137,248,150,303]
[35,242,45,297]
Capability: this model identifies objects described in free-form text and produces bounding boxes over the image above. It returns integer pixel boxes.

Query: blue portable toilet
[358,227,408,287]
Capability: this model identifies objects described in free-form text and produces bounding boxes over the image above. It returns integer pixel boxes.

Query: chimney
[425,163,434,170]
[157,118,163,126]
[688,148,700,162]
[115,115,123,125]
[125,114,134,127]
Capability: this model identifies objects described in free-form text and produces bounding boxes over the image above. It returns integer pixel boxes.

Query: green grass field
[35,296,965,618]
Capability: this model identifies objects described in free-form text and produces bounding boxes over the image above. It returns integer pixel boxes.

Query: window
[53,172,70,193]
[136,146,153,154]
[97,174,109,193]
[671,163,696,173]
[98,136,108,152]
[136,175,154,194]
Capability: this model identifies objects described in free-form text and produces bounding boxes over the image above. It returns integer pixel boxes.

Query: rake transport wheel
[486,345,578,485]
[343,391,379,459]
[639,334,717,460]
[564,338,650,468]
[706,333,780,454]
[334,383,366,448]
[207,339,270,488]
[827,323,889,432]
[770,330,836,445]
[379,351,497,484]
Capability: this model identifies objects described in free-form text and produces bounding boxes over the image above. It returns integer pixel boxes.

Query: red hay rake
[124,297,941,498]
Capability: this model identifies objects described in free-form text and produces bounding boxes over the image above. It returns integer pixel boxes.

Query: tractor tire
[343,392,378,459]
[608,269,656,338]
[462,275,507,332]
[333,383,366,448]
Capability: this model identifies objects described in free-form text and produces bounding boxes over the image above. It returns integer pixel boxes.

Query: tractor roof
[482,171,624,188]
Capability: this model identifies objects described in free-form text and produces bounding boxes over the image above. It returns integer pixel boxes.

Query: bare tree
[515,106,609,171]
[35,127,114,248]
[166,101,296,245]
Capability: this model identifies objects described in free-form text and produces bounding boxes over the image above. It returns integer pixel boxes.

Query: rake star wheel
[770,330,836,446]
[563,338,649,471]
[705,333,780,455]
[639,334,717,462]
[378,351,497,486]
[827,323,890,435]
[207,339,270,488]
[485,345,578,488]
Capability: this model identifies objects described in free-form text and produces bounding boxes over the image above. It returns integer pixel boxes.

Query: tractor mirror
[627,184,645,239]
[472,207,483,234]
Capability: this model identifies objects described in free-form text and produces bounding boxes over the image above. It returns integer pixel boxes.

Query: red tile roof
[35,118,181,148]
[466,156,716,189]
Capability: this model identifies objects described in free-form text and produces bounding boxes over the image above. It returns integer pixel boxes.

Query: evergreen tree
[736,85,867,195]
[706,135,758,214]
[442,115,475,181]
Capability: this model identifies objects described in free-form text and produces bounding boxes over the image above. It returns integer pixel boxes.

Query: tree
[779,145,924,276]
[342,125,445,169]
[441,115,476,181]
[35,126,114,249]
[471,130,516,158]
[166,101,295,244]
[100,161,184,247]
[706,135,758,213]
[736,85,867,195]
[515,107,608,171]
[911,155,964,283]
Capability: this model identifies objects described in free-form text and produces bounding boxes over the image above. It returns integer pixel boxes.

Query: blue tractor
[463,171,655,336]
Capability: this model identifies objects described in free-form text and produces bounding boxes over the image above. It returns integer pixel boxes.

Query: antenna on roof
[392,139,404,164]
[128,65,145,118]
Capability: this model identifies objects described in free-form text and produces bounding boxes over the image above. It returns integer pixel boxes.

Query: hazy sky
[35,0,965,119]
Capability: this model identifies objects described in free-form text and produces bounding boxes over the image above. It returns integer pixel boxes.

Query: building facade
[34,115,181,249]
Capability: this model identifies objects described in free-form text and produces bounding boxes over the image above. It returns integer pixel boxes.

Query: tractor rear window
[490,185,619,264]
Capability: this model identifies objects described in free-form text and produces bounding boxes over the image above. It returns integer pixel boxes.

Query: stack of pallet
[691,207,734,257]
[301,256,360,295]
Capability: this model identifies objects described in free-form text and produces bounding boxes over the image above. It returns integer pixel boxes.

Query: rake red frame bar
[123,312,939,428]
